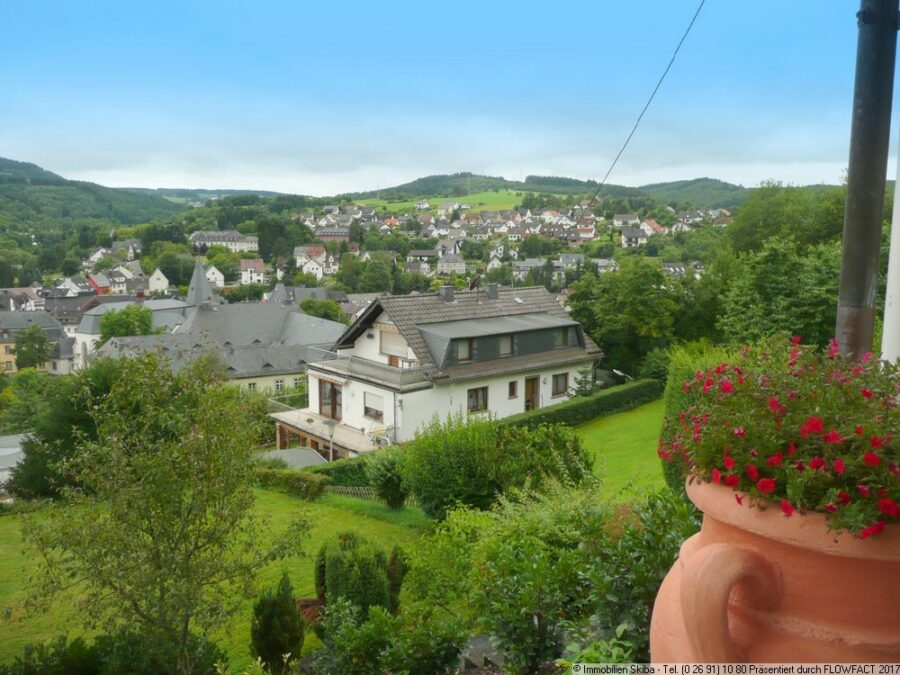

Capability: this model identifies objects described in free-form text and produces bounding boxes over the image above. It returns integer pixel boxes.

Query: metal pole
[881,146,900,361]
[836,0,898,358]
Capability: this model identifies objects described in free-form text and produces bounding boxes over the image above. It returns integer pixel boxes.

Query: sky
[0,1,891,195]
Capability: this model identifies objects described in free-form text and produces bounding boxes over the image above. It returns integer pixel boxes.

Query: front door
[524,376,539,411]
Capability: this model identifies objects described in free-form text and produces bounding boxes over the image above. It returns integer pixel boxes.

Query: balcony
[305,346,431,391]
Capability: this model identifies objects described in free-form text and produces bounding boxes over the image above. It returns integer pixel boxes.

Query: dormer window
[456,338,472,362]
[499,334,512,357]
[553,328,569,349]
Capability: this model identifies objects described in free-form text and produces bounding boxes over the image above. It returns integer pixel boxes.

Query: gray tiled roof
[336,286,600,374]
[0,311,66,341]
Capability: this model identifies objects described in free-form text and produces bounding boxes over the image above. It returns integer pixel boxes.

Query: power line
[578,0,707,216]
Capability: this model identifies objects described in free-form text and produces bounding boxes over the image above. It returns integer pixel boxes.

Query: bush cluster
[502,379,663,428]
[254,468,329,500]
[365,449,408,508]
[305,455,370,486]
[250,573,305,675]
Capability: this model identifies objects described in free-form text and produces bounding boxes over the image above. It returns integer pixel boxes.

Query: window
[508,381,518,398]
[552,373,569,397]
[319,380,342,420]
[457,338,472,362]
[246,382,257,391]
[364,391,384,421]
[274,379,284,392]
[380,331,407,359]
[3,346,10,355]
[553,328,569,348]
[293,376,303,389]
[467,386,488,413]
[499,334,512,357]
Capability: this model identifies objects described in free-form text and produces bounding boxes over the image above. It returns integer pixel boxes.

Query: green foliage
[7,359,120,498]
[386,545,409,615]
[225,284,268,303]
[587,490,700,661]
[21,354,307,675]
[97,304,156,346]
[315,532,392,619]
[299,298,348,324]
[558,624,636,670]
[638,347,670,382]
[307,600,394,675]
[365,449,408,508]
[249,573,304,675]
[13,324,51,370]
[0,632,227,675]
[639,178,748,210]
[253,468,329,500]
[519,235,562,258]
[402,415,593,519]
[503,379,663,429]
[660,341,737,494]
[306,455,370,487]
[0,368,66,434]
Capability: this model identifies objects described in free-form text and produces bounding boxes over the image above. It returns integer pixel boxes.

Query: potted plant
[651,336,900,663]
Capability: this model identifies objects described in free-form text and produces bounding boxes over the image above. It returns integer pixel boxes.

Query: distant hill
[638,178,749,209]
[0,157,184,230]
[346,172,747,208]
[123,187,288,205]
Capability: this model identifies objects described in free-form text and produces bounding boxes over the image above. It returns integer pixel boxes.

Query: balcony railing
[306,347,430,388]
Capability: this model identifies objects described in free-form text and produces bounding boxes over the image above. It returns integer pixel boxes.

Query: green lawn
[358,189,554,215]
[0,490,431,671]
[576,398,666,497]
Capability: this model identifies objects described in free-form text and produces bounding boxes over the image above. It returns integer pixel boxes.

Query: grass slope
[0,490,431,670]
[358,189,537,214]
[576,398,666,497]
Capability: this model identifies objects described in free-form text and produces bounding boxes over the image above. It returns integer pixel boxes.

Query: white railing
[307,347,429,387]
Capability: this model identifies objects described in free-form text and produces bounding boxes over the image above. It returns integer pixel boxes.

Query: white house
[270,285,601,459]
[436,254,466,275]
[189,230,259,253]
[148,268,170,294]
[240,259,267,285]
[620,227,649,248]
[205,265,225,288]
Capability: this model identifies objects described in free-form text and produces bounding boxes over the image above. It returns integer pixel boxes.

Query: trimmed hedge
[255,468,330,500]
[306,455,370,487]
[502,379,663,429]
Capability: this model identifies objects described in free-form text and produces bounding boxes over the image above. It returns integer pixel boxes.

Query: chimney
[438,285,455,303]
[486,283,499,301]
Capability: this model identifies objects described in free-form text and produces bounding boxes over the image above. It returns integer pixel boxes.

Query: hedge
[502,379,663,429]
[255,468,330,500]
[306,455,371,487]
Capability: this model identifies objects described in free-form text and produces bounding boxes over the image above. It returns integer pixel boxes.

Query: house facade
[189,230,259,253]
[271,285,601,459]
[240,259,267,285]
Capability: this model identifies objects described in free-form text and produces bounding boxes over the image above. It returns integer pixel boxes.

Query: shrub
[588,489,700,661]
[402,414,593,519]
[316,532,392,619]
[386,545,409,615]
[660,341,736,494]
[254,468,329,500]
[0,636,101,675]
[255,456,288,470]
[306,455,370,486]
[365,449,408,508]
[380,606,467,675]
[502,379,663,429]
[250,573,305,674]
[638,347,670,382]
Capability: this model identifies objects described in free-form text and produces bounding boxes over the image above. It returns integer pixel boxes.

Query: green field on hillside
[0,490,431,670]
[359,189,540,214]
[577,398,666,496]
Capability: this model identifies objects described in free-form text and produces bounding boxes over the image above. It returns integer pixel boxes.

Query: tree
[22,354,307,675]
[358,260,393,293]
[14,324,51,370]
[98,304,156,346]
[250,573,305,674]
[300,298,348,324]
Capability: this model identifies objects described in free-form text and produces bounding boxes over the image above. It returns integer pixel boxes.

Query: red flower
[859,521,886,539]
[791,335,802,346]
[838,491,852,505]
[733,427,745,438]
[853,364,864,377]
[878,498,900,519]
[859,485,872,497]
[870,436,884,449]
[715,363,728,374]
[827,339,840,358]
[658,448,672,461]
[833,458,846,475]
[801,417,824,438]
[711,468,721,484]
[720,380,734,393]
[864,451,881,466]
[694,370,703,380]
[756,477,776,494]
[787,442,798,457]
[746,464,759,481]
[855,425,864,436]
[823,430,843,444]
[682,381,690,393]
[890,463,900,477]
[809,456,827,471]
[702,376,714,393]
[780,499,794,517]
[735,493,744,505]
[825,503,838,513]
[724,474,740,487]
[794,461,806,472]
[723,455,736,470]
[767,453,783,467]
[863,351,873,363]
[861,388,873,400]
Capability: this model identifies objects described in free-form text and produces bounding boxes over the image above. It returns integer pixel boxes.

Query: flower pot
[650,479,900,662]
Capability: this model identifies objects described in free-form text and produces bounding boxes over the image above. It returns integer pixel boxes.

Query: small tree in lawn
[573,362,598,396]
[250,572,305,674]
[14,324,51,370]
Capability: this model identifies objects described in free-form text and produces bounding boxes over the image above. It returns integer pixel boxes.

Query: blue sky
[0,1,886,195]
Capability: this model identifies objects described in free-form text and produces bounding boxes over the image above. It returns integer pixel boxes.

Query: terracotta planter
[650,479,900,662]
